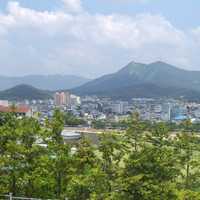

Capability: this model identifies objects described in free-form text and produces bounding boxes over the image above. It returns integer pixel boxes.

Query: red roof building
[0,105,32,116]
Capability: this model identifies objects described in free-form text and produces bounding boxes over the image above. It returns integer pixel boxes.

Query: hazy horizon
[0,60,200,79]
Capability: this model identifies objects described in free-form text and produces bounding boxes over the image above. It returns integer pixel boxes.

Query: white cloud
[62,0,83,13]
[192,27,200,44]
[0,0,199,78]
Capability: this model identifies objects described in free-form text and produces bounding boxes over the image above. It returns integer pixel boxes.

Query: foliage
[1,112,200,199]
[92,120,107,129]
[91,119,128,130]
[64,112,86,126]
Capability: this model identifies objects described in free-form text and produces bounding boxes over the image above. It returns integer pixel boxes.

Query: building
[54,92,61,106]
[171,105,187,121]
[110,101,129,114]
[70,94,81,106]
[65,91,71,106]
[0,105,32,117]
[0,100,9,107]
[54,92,71,107]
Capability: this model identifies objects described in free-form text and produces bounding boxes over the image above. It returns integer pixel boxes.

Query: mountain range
[2,61,200,101]
[0,75,90,91]
[72,61,200,100]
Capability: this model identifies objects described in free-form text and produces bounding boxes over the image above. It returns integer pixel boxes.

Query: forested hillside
[73,61,200,100]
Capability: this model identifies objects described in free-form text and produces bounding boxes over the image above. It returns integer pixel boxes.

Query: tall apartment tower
[54,92,61,106]
[65,91,71,106]
[54,92,71,106]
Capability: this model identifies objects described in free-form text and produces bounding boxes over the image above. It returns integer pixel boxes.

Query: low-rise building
[0,105,32,117]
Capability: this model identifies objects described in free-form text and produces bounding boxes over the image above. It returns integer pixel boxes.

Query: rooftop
[0,105,30,113]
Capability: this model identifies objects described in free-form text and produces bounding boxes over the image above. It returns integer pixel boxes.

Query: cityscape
[1,0,200,199]
[1,91,200,126]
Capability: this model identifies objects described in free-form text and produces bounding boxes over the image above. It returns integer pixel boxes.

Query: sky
[0,0,200,78]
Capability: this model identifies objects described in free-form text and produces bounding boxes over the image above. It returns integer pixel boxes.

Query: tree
[119,122,179,200]
[2,108,200,199]
[92,120,106,129]
[175,120,200,191]
[125,112,145,152]
[64,112,85,126]
[18,117,45,197]
[46,109,72,199]
[66,139,109,200]
[0,113,22,195]
[98,133,125,196]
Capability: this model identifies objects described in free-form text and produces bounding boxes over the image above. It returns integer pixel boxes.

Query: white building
[70,94,81,106]
[0,100,9,107]
[111,101,128,114]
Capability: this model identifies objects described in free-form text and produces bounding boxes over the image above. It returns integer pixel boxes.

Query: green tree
[175,120,200,191]
[66,139,108,200]
[64,112,85,126]
[18,117,45,197]
[92,120,106,130]
[98,133,125,196]
[46,109,72,199]
[119,123,179,200]
[0,113,22,195]
[125,112,145,152]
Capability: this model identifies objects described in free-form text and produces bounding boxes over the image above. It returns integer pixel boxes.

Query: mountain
[0,75,90,91]
[72,61,200,100]
[0,84,52,100]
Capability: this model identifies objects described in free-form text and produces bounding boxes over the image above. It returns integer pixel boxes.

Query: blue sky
[0,0,200,77]
[1,0,199,29]
[85,0,200,29]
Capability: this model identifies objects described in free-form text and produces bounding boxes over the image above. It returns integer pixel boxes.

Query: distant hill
[0,84,52,100]
[72,61,200,100]
[0,75,90,91]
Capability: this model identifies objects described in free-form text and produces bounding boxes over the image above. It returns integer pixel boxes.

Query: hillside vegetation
[0,84,52,100]
[73,61,200,100]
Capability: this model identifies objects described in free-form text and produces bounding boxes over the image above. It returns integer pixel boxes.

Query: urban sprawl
[0,92,200,125]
